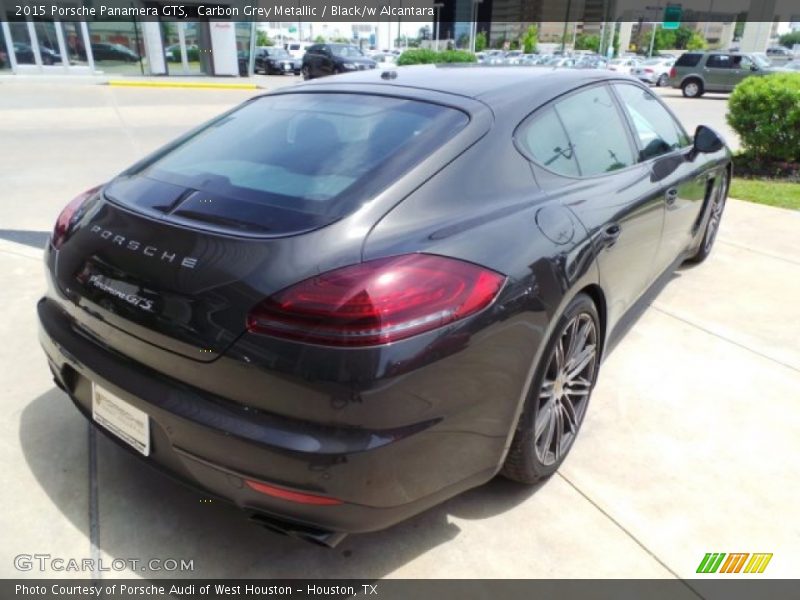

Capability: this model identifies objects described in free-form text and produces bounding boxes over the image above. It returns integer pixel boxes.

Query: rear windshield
[123,93,468,233]
[676,53,702,67]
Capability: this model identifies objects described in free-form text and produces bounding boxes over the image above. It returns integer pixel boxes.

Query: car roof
[296,64,631,105]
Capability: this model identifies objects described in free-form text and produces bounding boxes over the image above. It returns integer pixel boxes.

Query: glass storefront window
[8,20,36,65]
[60,22,88,67]
[0,23,11,71]
[85,21,143,75]
[33,20,64,66]
[235,22,253,76]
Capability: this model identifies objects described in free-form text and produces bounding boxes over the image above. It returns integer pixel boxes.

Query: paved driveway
[1,79,797,579]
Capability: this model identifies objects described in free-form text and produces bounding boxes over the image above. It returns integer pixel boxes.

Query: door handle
[665,187,679,208]
[601,223,622,248]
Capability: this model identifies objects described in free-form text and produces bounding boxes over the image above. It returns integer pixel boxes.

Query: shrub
[727,73,800,162]
[396,49,476,66]
[475,31,487,52]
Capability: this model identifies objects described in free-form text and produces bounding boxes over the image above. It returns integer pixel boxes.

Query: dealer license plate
[92,382,150,456]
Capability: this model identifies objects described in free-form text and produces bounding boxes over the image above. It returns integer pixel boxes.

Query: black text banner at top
[6,0,793,23]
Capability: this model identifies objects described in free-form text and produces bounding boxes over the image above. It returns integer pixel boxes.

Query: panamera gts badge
[87,274,155,312]
[89,225,198,269]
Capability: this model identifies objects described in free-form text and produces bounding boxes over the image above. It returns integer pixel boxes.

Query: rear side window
[675,53,702,67]
[706,54,733,69]
[613,84,690,160]
[132,94,468,225]
[517,107,580,177]
[554,85,635,176]
[518,85,635,177]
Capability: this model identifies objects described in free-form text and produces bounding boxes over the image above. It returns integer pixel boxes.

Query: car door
[703,54,733,91]
[729,54,756,88]
[255,49,266,72]
[519,83,665,332]
[612,82,712,273]
[317,45,334,76]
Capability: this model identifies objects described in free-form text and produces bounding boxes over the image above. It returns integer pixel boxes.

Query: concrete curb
[107,80,261,90]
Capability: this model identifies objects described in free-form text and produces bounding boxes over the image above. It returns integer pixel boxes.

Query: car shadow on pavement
[0,229,49,249]
[20,388,542,579]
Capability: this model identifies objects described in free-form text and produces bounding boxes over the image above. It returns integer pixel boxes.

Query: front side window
[613,84,690,160]
[553,85,635,176]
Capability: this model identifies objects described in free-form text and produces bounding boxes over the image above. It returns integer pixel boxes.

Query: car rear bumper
[37,295,509,536]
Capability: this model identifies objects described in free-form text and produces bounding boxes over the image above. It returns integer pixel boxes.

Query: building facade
[1,2,254,76]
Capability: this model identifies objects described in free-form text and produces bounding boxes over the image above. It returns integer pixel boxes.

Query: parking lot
[1,75,797,579]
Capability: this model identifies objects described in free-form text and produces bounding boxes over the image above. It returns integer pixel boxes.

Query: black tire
[682,78,704,98]
[501,293,601,484]
[657,73,668,87]
[302,65,312,80]
[686,170,728,264]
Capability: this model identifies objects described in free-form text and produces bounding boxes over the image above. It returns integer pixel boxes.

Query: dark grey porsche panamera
[38,66,731,546]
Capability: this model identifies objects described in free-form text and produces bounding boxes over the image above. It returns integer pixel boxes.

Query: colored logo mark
[696,552,773,574]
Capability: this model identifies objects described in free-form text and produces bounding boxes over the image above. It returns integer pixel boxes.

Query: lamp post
[471,0,484,53]
[649,22,658,57]
[434,2,444,52]
[561,0,572,54]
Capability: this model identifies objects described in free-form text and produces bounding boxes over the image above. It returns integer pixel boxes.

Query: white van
[284,42,313,60]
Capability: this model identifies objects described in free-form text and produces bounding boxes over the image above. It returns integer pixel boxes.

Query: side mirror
[692,125,724,156]
[750,64,759,71]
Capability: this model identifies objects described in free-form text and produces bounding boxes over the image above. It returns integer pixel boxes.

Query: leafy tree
[314,35,325,43]
[256,30,274,47]
[673,26,694,49]
[686,32,707,51]
[475,31,487,52]
[574,33,600,52]
[779,31,800,49]
[509,39,520,50]
[522,25,538,53]
[653,28,676,52]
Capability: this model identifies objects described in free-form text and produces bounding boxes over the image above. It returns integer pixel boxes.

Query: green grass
[729,178,800,210]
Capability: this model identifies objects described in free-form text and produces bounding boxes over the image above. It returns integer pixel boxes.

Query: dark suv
[301,43,376,80]
[669,51,778,97]
[255,46,301,75]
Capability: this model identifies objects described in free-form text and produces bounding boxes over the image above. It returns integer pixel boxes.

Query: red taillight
[246,254,505,347]
[52,186,100,249]
[644,68,654,73]
[669,67,677,78]
[245,480,343,505]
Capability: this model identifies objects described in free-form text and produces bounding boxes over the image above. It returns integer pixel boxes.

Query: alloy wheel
[534,313,598,466]
[684,81,699,97]
[704,173,727,253]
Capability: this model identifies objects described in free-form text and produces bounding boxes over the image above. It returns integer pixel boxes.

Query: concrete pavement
[1,81,797,580]
[653,87,741,152]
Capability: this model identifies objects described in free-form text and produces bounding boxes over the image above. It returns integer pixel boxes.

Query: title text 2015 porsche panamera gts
[38,66,731,546]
